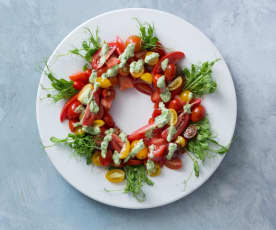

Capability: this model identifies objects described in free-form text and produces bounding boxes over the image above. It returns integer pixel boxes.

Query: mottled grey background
[0,0,275,229]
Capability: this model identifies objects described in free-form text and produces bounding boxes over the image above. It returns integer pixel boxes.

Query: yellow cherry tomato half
[74,127,84,136]
[119,140,131,159]
[179,90,193,103]
[105,169,125,183]
[96,77,112,88]
[168,76,183,91]
[130,66,144,78]
[92,151,102,166]
[149,163,161,177]
[175,136,187,147]
[130,140,148,160]
[140,72,153,84]
[145,51,159,66]
[93,119,105,127]
[169,108,178,126]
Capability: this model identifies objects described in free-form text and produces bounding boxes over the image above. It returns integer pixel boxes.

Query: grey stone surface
[0,0,275,229]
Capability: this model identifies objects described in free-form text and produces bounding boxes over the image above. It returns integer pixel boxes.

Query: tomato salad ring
[47,19,229,202]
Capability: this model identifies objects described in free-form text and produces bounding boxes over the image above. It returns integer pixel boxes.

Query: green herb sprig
[186,117,229,176]
[135,18,159,50]
[124,165,153,202]
[70,27,100,64]
[183,59,219,97]
[45,70,77,102]
[50,134,99,164]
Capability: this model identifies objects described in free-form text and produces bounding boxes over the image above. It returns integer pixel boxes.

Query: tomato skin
[60,93,79,122]
[118,66,129,77]
[125,35,142,52]
[191,105,206,122]
[148,117,154,124]
[134,82,153,95]
[102,88,115,100]
[99,150,113,167]
[106,56,120,68]
[69,71,90,83]
[73,81,85,90]
[150,137,167,146]
[152,51,185,75]
[190,98,202,109]
[127,159,144,166]
[152,108,161,118]
[118,75,134,90]
[116,36,125,54]
[67,100,81,120]
[128,123,156,141]
[164,63,176,81]
[168,99,182,112]
[111,133,124,152]
[152,145,167,160]
[103,113,115,127]
[151,89,161,103]
[164,157,182,170]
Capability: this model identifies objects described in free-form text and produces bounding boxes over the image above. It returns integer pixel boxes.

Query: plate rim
[36,7,237,209]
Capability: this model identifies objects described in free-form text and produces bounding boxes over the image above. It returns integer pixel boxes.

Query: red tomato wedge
[127,159,144,166]
[164,157,182,170]
[73,81,85,90]
[151,89,161,103]
[103,113,115,127]
[128,123,156,141]
[161,112,190,141]
[91,43,116,70]
[68,120,76,132]
[118,75,134,90]
[152,144,167,160]
[101,97,113,111]
[152,51,185,75]
[60,93,79,122]
[106,56,120,68]
[190,98,202,108]
[69,71,90,83]
[168,98,183,112]
[99,150,113,167]
[111,134,124,152]
[134,82,153,95]
[149,137,167,146]
[116,36,125,54]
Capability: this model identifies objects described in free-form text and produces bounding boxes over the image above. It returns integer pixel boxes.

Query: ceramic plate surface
[36,8,237,209]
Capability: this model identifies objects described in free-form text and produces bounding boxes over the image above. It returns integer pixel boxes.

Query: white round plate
[36,8,236,209]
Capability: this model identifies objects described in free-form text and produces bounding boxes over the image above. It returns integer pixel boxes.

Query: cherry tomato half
[168,99,182,112]
[125,35,142,52]
[67,100,81,120]
[164,157,182,170]
[191,105,206,122]
[134,82,153,96]
[164,63,176,82]
[105,169,125,183]
[73,81,85,90]
[69,71,90,83]
[127,159,144,166]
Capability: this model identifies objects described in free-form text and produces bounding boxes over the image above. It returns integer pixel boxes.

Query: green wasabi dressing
[74,104,84,113]
[167,143,177,160]
[148,144,155,159]
[82,126,100,135]
[119,43,135,68]
[102,65,119,79]
[161,58,169,71]
[145,127,154,138]
[99,42,109,66]
[124,139,145,163]
[146,159,155,174]
[89,70,97,83]
[160,87,171,103]
[72,121,82,128]
[112,151,121,166]
[101,128,114,158]
[167,125,176,142]
[157,75,166,89]
[154,102,171,128]
[183,103,192,114]
[144,52,159,64]
[130,59,143,75]
[88,82,100,113]
[119,131,127,142]
[78,86,92,105]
